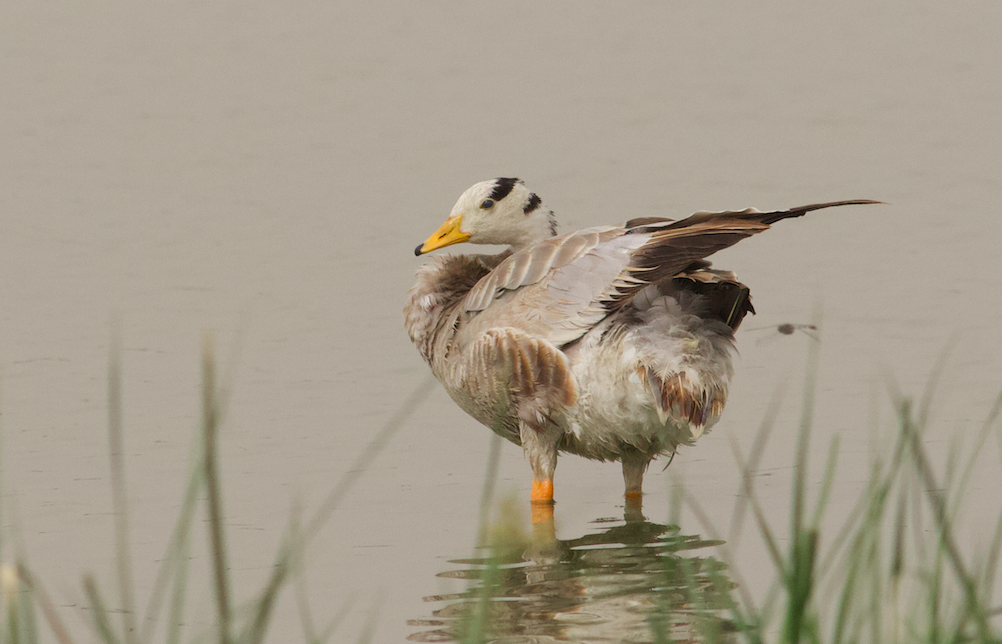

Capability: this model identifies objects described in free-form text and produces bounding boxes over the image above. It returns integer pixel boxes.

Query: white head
[415,178,557,256]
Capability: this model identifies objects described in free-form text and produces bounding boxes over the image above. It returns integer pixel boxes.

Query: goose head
[415,178,557,256]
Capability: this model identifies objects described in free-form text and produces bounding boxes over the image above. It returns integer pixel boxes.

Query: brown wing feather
[467,328,577,429]
[624,216,674,228]
[609,199,880,309]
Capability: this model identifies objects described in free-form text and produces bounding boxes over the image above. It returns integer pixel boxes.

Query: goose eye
[480,199,495,209]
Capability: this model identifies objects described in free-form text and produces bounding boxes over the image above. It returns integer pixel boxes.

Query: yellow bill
[414,215,471,255]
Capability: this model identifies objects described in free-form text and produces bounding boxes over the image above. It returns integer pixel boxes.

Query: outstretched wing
[456,199,880,349]
[605,200,881,309]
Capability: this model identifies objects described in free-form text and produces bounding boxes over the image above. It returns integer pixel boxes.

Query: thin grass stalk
[141,437,205,642]
[830,455,893,644]
[727,387,785,545]
[982,508,1002,609]
[239,516,301,644]
[706,562,757,644]
[818,412,911,581]
[135,330,242,643]
[701,560,742,644]
[668,473,682,534]
[5,566,21,644]
[672,556,706,643]
[354,595,382,644]
[313,595,358,644]
[808,434,840,530]
[727,440,784,574]
[202,333,232,644]
[475,434,503,545]
[783,528,818,644]
[240,552,289,644]
[890,488,907,590]
[294,578,317,643]
[6,598,16,644]
[829,531,863,644]
[462,426,510,644]
[791,319,822,548]
[464,558,499,644]
[945,389,1002,540]
[268,374,436,642]
[916,339,956,432]
[757,582,783,641]
[813,462,878,585]
[165,513,192,644]
[780,319,824,644]
[867,531,884,644]
[107,329,138,644]
[16,565,40,644]
[288,500,321,644]
[679,489,758,637]
[83,574,123,644]
[927,536,944,643]
[973,391,1002,602]
[909,453,929,577]
[650,606,668,644]
[899,399,992,641]
[304,373,437,542]
[15,565,74,644]
[0,374,4,585]
[828,430,906,644]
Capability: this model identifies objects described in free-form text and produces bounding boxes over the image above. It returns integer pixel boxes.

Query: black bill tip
[414,243,424,256]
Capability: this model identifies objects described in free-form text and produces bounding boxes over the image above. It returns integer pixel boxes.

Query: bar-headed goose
[405,178,875,511]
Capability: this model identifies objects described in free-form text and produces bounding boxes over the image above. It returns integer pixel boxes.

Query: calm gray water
[2,1,1001,641]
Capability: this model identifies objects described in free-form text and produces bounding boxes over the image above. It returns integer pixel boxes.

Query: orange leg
[530,479,554,523]
[622,450,651,508]
[520,422,559,523]
[531,479,554,503]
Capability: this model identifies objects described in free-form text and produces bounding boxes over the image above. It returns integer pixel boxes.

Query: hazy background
[2,1,1000,641]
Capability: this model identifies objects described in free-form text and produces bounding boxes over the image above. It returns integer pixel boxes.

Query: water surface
[1,1,1000,641]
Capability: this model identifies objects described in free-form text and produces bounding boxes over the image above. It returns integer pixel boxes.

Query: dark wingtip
[760,198,885,224]
[794,199,885,211]
[414,244,424,256]
[842,199,885,206]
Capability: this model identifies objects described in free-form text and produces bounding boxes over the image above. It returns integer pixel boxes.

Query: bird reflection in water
[408,507,738,643]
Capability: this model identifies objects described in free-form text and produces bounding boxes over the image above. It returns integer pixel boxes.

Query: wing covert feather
[464,227,615,312]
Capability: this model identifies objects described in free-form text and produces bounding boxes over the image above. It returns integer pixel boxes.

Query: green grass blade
[202,333,232,644]
[141,435,205,642]
[791,320,822,548]
[83,575,123,644]
[240,554,290,644]
[107,328,138,644]
[15,564,75,644]
[682,485,760,619]
[727,439,785,575]
[727,386,785,544]
[165,511,193,644]
[808,434,840,531]
[900,399,992,641]
[354,595,383,644]
[475,433,504,545]
[312,595,359,644]
[304,373,437,541]
[982,506,1002,606]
